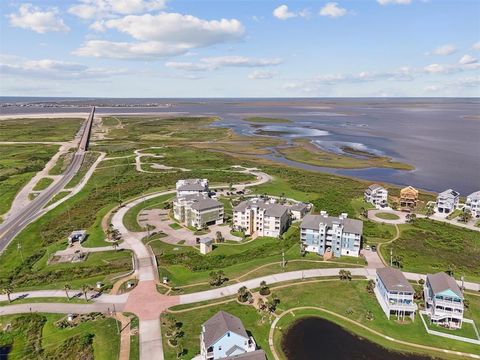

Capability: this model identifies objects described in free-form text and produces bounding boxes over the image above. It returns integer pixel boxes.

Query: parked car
[371,245,377,252]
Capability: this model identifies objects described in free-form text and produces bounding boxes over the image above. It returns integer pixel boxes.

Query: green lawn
[375,212,400,220]
[49,150,75,175]
[420,313,479,340]
[381,219,480,282]
[32,177,54,191]
[0,313,120,360]
[164,281,480,360]
[0,144,58,215]
[169,222,182,230]
[0,117,83,142]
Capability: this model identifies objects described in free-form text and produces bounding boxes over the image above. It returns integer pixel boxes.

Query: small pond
[281,317,431,360]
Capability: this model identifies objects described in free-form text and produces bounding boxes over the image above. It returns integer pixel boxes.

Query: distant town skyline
[1,0,479,97]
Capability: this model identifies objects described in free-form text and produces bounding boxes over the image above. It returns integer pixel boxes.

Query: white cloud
[430,44,457,56]
[74,12,245,59]
[248,70,276,79]
[319,2,347,18]
[273,5,296,20]
[423,63,447,73]
[166,56,282,71]
[472,42,480,51]
[68,0,166,19]
[0,57,124,79]
[424,85,440,92]
[377,0,412,5]
[8,4,69,34]
[272,4,309,20]
[459,54,478,65]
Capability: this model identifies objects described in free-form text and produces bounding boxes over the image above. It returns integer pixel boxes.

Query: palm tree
[81,284,90,302]
[339,270,352,281]
[64,283,71,300]
[112,241,120,251]
[2,287,12,303]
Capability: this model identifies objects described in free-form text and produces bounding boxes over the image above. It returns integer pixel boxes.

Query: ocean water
[1,97,479,194]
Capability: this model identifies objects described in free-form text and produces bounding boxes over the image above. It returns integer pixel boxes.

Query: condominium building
[300,211,363,258]
[199,311,266,360]
[173,194,224,229]
[176,178,209,197]
[375,267,417,321]
[400,186,419,211]
[364,184,388,208]
[424,272,464,329]
[464,191,480,218]
[435,189,460,214]
[233,198,290,237]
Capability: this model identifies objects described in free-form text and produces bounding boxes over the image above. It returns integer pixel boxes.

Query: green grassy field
[0,117,83,142]
[49,150,75,175]
[0,144,58,216]
[375,212,400,220]
[0,313,119,360]
[65,151,100,188]
[32,177,54,191]
[123,193,174,232]
[381,219,480,282]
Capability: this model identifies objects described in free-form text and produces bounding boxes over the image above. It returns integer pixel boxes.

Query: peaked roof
[400,186,418,196]
[300,214,363,234]
[467,191,480,201]
[377,267,413,293]
[227,350,267,360]
[366,184,386,194]
[438,189,460,199]
[202,311,249,348]
[427,272,463,299]
[233,199,288,218]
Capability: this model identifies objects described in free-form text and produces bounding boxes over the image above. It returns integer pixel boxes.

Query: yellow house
[400,186,418,210]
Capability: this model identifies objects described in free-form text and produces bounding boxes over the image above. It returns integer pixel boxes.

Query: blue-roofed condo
[424,272,464,329]
[300,211,363,258]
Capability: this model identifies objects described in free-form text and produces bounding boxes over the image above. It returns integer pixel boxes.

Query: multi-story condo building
[375,267,417,321]
[400,186,418,211]
[199,311,266,360]
[464,191,480,218]
[173,194,224,229]
[364,184,388,208]
[435,189,460,214]
[300,211,363,258]
[424,272,464,329]
[233,198,290,237]
[176,178,209,197]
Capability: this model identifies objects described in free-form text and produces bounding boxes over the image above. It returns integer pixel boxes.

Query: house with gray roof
[364,184,388,208]
[199,311,264,360]
[464,190,480,218]
[375,267,417,320]
[173,193,223,229]
[233,198,290,237]
[176,178,209,197]
[424,272,464,329]
[435,189,460,214]
[300,211,363,258]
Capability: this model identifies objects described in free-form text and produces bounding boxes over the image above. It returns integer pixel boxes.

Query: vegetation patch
[32,177,54,192]
[0,117,83,142]
[375,212,400,220]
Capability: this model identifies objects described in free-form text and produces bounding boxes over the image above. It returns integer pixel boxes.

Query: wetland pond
[281,317,432,360]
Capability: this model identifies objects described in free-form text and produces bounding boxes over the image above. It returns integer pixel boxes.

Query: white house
[364,184,388,208]
[375,267,417,321]
[436,189,460,214]
[289,203,309,221]
[173,194,224,229]
[233,198,290,238]
[300,211,363,258]
[199,311,266,360]
[424,272,464,329]
[199,237,213,255]
[464,191,480,218]
[176,178,209,197]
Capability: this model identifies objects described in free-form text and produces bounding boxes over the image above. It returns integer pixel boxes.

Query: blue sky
[1,0,479,97]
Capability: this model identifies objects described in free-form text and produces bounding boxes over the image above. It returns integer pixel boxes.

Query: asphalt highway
[0,107,95,253]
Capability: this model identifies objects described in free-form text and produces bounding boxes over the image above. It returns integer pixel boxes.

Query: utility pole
[113,304,120,334]
[17,243,23,262]
[282,251,285,269]
[390,248,393,267]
